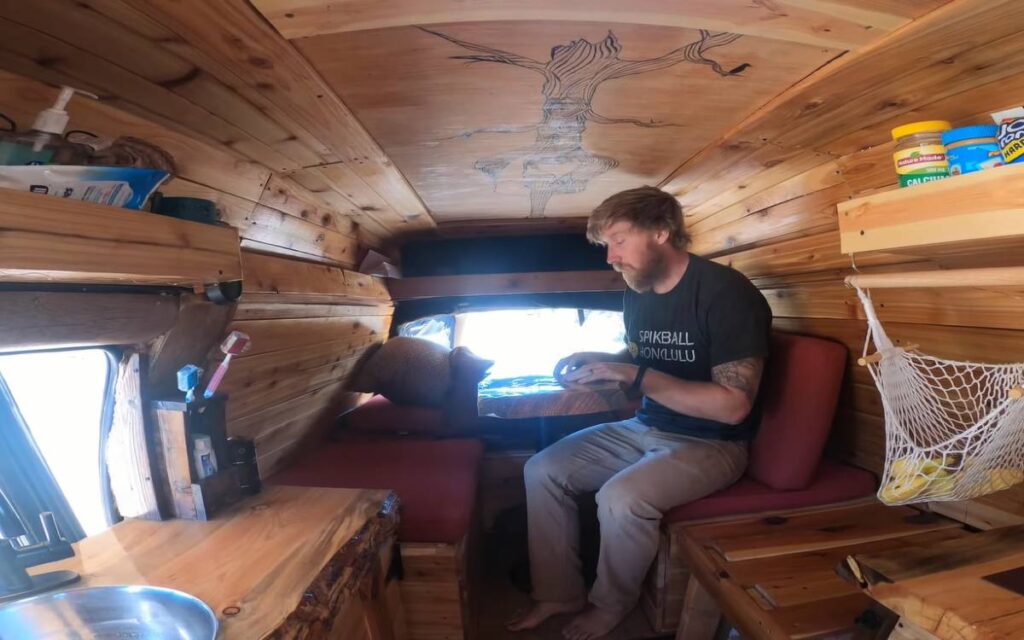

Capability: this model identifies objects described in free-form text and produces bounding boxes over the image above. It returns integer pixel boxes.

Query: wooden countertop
[35,485,398,639]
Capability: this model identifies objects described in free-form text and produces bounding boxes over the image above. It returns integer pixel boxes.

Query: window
[0,349,113,536]
[455,308,624,380]
[398,315,454,348]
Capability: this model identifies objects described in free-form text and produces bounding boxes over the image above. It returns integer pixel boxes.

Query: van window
[458,309,625,380]
[0,349,113,536]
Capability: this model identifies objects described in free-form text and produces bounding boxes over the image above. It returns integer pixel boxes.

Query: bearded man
[508,186,772,640]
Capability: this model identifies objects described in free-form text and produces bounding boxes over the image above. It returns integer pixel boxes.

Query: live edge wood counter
[35,485,401,639]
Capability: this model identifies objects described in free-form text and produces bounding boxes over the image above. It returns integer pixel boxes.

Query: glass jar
[891,120,951,187]
[943,125,1003,175]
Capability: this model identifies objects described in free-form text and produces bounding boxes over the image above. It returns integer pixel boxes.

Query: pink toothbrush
[204,331,251,399]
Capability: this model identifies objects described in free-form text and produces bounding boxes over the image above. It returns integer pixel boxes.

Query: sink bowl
[0,585,218,639]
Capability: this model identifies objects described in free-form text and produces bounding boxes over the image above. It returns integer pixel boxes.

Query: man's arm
[563,356,764,425]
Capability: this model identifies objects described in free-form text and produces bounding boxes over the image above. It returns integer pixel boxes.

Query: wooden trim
[845,267,1024,289]
[388,270,624,300]
[252,0,943,49]
[838,164,1024,256]
[0,189,242,288]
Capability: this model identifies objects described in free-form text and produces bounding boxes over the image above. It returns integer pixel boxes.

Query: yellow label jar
[891,120,951,187]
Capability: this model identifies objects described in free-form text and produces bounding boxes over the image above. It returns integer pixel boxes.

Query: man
[508,186,772,640]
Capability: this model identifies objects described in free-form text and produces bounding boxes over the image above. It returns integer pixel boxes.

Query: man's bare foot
[506,599,586,631]
[562,606,628,640]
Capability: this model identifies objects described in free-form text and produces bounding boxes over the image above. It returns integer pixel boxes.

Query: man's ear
[653,227,670,245]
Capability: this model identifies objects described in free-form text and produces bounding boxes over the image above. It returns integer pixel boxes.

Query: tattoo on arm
[712,357,765,404]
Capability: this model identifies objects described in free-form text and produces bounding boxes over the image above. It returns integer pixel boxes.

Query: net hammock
[854,286,1024,505]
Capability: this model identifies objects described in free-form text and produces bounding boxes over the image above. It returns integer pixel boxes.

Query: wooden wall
[0,68,395,479]
[216,252,393,476]
[671,0,1024,524]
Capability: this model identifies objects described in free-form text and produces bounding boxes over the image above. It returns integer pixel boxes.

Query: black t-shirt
[624,254,772,441]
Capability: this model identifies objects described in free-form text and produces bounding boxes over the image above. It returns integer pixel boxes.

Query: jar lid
[942,124,999,145]
[891,120,952,141]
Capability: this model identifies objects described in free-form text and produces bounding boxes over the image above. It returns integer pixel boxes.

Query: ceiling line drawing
[423,27,747,217]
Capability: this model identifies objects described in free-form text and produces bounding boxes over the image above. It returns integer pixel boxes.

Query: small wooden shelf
[838,162,1024,256]
[0,188,241,288]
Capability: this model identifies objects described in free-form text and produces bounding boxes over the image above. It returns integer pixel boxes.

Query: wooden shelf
[0,188,241,288]
[838,163,1024,256]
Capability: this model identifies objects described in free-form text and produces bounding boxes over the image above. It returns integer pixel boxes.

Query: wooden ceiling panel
[295,22,839,220]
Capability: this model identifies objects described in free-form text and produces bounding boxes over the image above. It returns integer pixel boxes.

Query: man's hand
[559,362,638,390]
[553,352,612,381]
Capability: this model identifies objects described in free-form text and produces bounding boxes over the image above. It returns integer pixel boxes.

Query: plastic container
[0,86,96,166]
[192,434,218,480]
[943,125,1003,175]
[891,120,951,187]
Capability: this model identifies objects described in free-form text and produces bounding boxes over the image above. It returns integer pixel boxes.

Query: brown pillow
[349,337,453,406]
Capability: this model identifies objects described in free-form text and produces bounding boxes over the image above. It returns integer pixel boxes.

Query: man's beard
[615,251,667,293]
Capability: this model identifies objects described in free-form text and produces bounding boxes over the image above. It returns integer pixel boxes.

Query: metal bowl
[0,585,218,639]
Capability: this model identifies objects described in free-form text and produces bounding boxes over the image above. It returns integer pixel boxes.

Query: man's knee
[524,447,569,488]
[596,478,656,523]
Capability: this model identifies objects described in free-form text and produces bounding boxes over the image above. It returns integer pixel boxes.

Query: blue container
[942,125,1003,175]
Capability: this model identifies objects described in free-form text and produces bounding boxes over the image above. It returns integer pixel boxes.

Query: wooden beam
[846,267,1024,290]
[252,0,949,49]
[0,189,242,288]
[388,270,625,300]
[0,292,178,353]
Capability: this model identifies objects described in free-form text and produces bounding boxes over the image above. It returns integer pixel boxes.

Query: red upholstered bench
[273,438,483,544]
[644,332,879,632]
[338,394,448,437]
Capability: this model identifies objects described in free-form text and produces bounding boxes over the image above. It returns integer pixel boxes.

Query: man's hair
[586,186,690,249]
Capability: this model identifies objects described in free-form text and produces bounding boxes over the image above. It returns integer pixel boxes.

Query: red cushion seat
[747,333,848,490]
[272,438,483,544]
[664,459,876,523]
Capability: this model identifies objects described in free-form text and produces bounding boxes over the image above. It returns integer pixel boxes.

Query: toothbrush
[203,331,251,399]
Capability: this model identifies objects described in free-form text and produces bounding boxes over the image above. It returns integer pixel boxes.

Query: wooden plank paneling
[241,251,391,305]
[662,0,1024,205]
[690,183,847,257]
[120,0,433,229]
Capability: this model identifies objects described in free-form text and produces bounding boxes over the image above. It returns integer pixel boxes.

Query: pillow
[443,346,495,429]
[349,337,452,406]
[349,337,494,409]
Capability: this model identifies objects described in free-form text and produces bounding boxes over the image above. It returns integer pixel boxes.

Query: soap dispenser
[0,85,98,165]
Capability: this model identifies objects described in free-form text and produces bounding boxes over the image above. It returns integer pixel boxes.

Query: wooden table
[849,525,1024,640]
[35,485,401,639]
[675,502,966,640]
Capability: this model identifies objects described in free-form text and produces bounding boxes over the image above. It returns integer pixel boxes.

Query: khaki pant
[524,418,748,615]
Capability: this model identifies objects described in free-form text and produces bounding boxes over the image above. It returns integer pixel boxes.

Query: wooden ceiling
[254,0,950,222]
[0,0,957,242]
